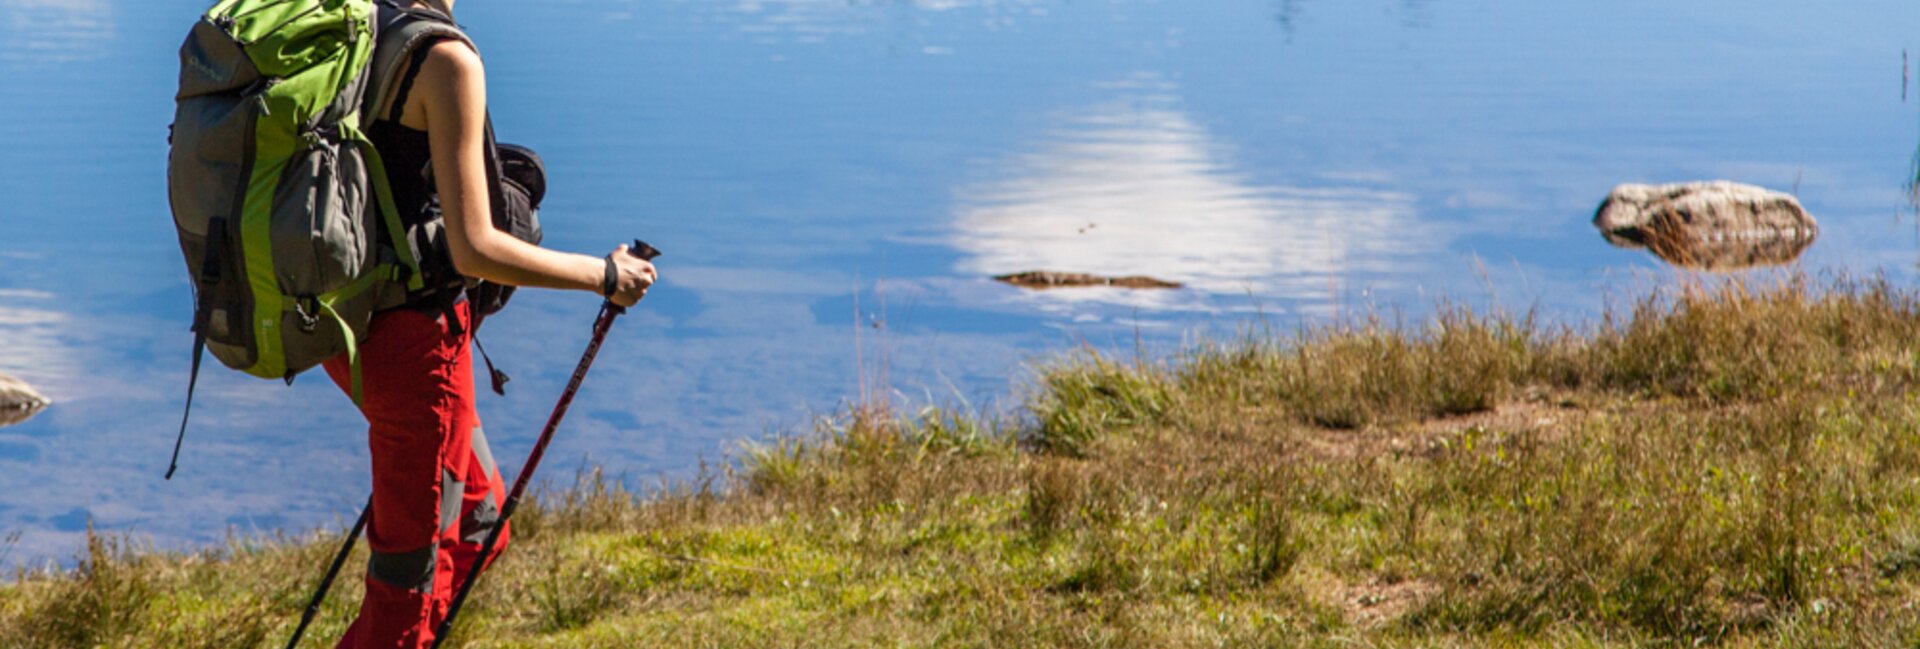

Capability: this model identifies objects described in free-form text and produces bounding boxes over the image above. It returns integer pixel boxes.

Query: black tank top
[368,42,441,229]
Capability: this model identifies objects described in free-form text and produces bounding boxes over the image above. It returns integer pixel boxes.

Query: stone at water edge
[995,270,1184,290]
[1592,181,1819,270]
[0,373,49,429]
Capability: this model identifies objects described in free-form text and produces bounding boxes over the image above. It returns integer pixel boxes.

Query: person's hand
[607,243,657,307]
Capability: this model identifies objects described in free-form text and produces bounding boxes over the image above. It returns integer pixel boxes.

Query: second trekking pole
[427,240,660,648]
[283,496,371,649]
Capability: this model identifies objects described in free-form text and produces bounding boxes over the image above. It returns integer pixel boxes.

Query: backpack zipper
[305,138,340,291]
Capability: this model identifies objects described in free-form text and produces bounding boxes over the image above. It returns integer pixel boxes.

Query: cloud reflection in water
[0,290,81,399]
[951,77,1423,314]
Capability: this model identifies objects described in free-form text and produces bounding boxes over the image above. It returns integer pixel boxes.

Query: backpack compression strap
[167,218,229,480]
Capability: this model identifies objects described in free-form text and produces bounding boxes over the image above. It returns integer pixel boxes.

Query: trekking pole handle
[628,239,662,262]
[605,239,662,315]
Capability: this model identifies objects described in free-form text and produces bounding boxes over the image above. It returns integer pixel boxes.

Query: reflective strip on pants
[461,426,503,544]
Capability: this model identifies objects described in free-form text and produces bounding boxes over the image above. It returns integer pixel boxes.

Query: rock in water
[0,373,49,429]
[995,270,1184,290]
[1593,181,1818,270]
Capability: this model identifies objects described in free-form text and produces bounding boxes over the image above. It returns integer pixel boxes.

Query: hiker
[167,0,655,641]
[324,0,656,645]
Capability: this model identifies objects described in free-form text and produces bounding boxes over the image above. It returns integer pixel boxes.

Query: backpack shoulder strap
[366,1,476,124]
[362,1,516,359]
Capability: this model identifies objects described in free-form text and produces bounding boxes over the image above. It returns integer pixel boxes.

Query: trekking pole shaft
[429,303,623,648]
[285,496,373,649]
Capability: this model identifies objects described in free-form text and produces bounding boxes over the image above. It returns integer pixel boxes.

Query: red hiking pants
[323,301,510,648]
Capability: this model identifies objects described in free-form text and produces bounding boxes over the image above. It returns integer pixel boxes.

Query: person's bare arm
[415,41,655,305]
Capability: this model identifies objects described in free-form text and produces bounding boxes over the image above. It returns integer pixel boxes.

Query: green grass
[9,277,1920,646]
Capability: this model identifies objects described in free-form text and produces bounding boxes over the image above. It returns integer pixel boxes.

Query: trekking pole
[284,496,372,649]
[428,240,661,648]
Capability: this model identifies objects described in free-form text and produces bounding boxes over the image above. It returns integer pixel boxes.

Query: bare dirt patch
[1334,575,1441,629]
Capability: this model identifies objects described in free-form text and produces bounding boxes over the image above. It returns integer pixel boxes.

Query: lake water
[1,0,1917,568]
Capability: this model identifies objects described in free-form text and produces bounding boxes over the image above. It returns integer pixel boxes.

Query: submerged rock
[995,270,1184,290]
[0,373,48,429]
[1593,181,1818,270]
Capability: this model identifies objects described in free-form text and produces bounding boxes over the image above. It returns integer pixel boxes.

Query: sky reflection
[0,0,114,65]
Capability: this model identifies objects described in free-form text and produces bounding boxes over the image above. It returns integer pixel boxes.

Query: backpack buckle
[293,296,321,334]
[305,124,340,148]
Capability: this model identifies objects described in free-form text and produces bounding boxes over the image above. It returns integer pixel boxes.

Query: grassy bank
[8,278,1920,647]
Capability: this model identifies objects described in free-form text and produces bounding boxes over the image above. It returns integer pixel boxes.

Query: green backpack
[167,0,538,479]
[166,0,424,479]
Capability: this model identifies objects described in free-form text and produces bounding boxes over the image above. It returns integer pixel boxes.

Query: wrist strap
[601,254,618,298]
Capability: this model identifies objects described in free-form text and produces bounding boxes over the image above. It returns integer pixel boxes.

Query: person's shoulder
[417,37,484,91]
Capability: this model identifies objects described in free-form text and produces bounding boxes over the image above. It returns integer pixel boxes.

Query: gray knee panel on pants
[368,545,437,592]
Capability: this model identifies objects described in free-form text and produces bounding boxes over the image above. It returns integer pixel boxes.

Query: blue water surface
[0,0,1917,567]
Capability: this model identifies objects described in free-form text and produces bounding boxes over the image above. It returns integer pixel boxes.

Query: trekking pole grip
[628,239,662,262]
[604,239,662,315]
